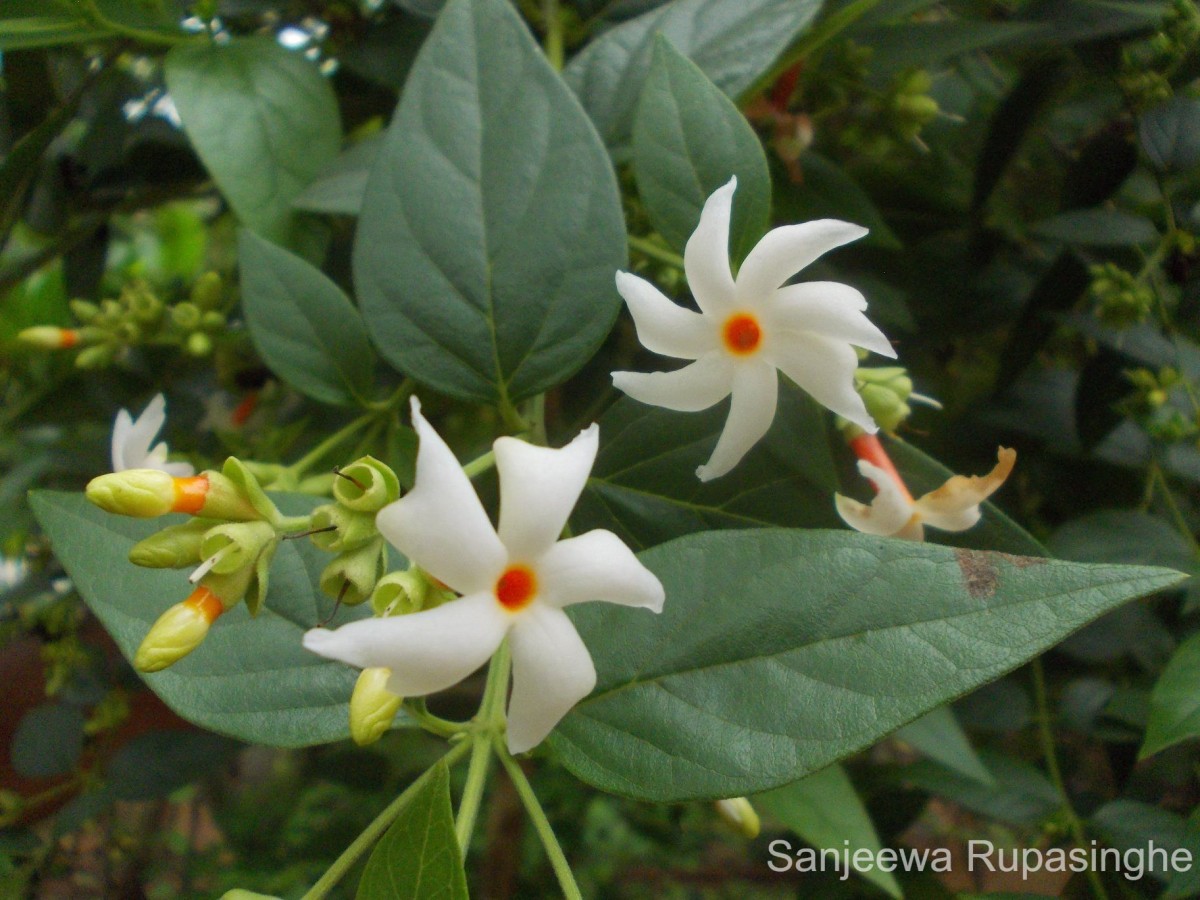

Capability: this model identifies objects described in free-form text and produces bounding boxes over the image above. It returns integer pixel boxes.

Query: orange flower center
[495,565,537,612]
[184,585,225,624]
[171,475,210,514]
[722,313,762,355]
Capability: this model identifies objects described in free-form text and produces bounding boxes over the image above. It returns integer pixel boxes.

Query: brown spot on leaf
[956,549,999,599]
[995,552,1047,568]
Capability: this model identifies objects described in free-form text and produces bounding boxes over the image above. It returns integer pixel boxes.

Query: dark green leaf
[1142,633,1200,758]
[292,136,381,216]
[563,0,823,150]
[0,94,81,248]
[1061,126,1137,210]
[238,230,376,407]
[553,529,1181,801]
[783,153,900,249]
[632,37,770,261]
[1075,347,1131,450]
[1140,96,1200,173]
[1049,510,1195,571]
[1091,800,1190,882]
[758,765,902,899]
[571,387,840,551]
[11,704,85,778]
[165,38,341,245]
[29,491,371,748]
[0,12,102,51]
[1033,209,1159,246]
[903,751,1060,826]
[1164,809,1200,899]
[896,705,993,786]
[106,731,239,801]
[862,21,1048,76]
[353,0,626,404]
[356,761,467,900]
[995,253,1090,389]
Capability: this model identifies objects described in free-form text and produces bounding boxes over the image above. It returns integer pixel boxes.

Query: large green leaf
[1140,97,1200,173]
[165,38,341,245]
[29,491,371,748]
[632,37,770,262]
[238,230,376,407]
[353,0,626,405]
[292,135,381,216]
[356,761,467,900]
[1164,808,1200,899]
[564,0,822,150]
[902,752,1060,827]
[895,705,992,786]
[571,388,840,551]
[1091,800,1191,883]
[551,529,1181,801]
[758,765,902,899]
[1142,633,1200,758]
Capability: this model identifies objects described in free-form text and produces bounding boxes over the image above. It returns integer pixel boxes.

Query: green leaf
[1140,96,1200,173]
[632,37,770,262]
[903,751,1060,827]
[782,153,900,250]
[1091,799,1190,882]
[292,135,381,216]
[11,704,85,778]
[881,436,1048,557]
[862,21,1048,75]
[238,230,376,407]
[353,0,626,404]
[356,761,467,900]
[0,11,101,51]
[0,94,82,248]
[1142,632,1200,758]
[29,491,372,748]
[1049,510,1196,571]
[758,765,902,899]
[1032,209,1159,246]
[1164,808,1200,899]
[552,529,1181,801]
[165,38,341,245]
[896,705,993,786]
[571,387,840,551]
[564,0,823,150]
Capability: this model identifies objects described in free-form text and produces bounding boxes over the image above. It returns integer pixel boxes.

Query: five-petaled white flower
[303,398,665,754]
[612,177,897,482]
[835,448,1016,541]
[111,393,195,477]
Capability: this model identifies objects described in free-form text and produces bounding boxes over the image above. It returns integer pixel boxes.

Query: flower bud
[134,585,225,672]
[191,271,223,310]
[18,326,79,349]
[200,311,226,330]
[715,797,760,839]
[371,570,428,617]
[115,321,142,343]
[129,519,216,567]
[87,470,260,520]
[75,344,116,370]
[186,332,213,357]
[197,521,278,578]
[332,456,401,513]
[126,286,163,324]
[69,299,100,322]
[857,366,914,433]
[349,667,403,746]
[320,538,387,606]
[172,302,202,330]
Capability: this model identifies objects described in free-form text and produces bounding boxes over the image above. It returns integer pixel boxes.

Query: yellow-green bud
[714,797,760,839]
[75,344,115,370]
[371,569,428,617]
[857,367,915,433]
[200,311,225,330]
[115,321,142,343]
[310,503,378,552]
[186,332,213,357]
[332,456,401,513]
[349,667,402,746]
[191,271,223,310]
[18,326,78,349]
[320,538,386,606]
[171,301,202,330]
[70,299,101,322]
[134,592,218,672]
[129,519,216,567]
[126,286,163,324]
[86,470,260,520]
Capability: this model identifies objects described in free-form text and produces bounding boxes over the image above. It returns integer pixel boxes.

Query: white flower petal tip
[111,393,194,476]
[539,530,665,613]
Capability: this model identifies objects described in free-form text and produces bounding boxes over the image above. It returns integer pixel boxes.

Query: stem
[542,0,564,71]
[628,235,685,270]
[455,642,511,852]
[286,415,374,479]
[366,379,416,414]
[1030,658,1110,900]
[301,739,473,900]
[1147,463,1200,555]
[463,449,497,479]
[71,0,195,45]
[404,699,467,739]
[495,743,583,900]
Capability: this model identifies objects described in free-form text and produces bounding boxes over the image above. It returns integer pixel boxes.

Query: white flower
[835,448,1017,541]
[111,393,195,477]
[303,398,664,754]
[612,177,896,482]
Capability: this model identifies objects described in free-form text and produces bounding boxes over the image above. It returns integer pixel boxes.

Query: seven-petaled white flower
[612,177,897,482]
[111,393,195,477]
[303,398,665,754]
[835,448,1016,541]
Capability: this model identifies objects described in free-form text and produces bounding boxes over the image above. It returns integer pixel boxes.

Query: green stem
[543,0,564,71]
[366,379,416,414]
[454,642,511,852]
[628,235,685,270]
[1030,658,1110,900]
[1148,463,1200,555]
[495,742,583,900]
[463,449,497,479]
[286,415,375,479]
[301,739,472,900]
[404,699,467,739]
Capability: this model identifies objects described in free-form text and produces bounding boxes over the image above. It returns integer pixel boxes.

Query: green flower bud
[129,518,217,567]
[320,538,387,606]
[857,366,915,433]
[371,570,428,617]
[126,286,163,324]
[18,326,78,349]
[134,589,222,672]
[75,344,115,370]
[86,470,260,520]
[115,321,142,343]
[197,521,278,578]
[332,456,401,513]
[191,271,223,310]
[186,332,213,357]
[221,457,282,523]
[310,503,378,552]
[200,311,226,330]
[171,301,202,330]
[715,797,760,839]
[70,299,101,322]
[349,667,402,746]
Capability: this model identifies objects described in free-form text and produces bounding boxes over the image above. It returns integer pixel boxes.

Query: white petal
[766,282,896,358]
[915,447,1016,532]
[612,353,733,412]
[683,177,737,315]
[302,592,509,697]
[696,360,778,482]
[834,460,915,536]
[111,409,134,471]
[375,397,506,595]
[615,271,716,359]
[506,604,596,753]
[538,530,664,612]
[496,425,598,562]
[735,220,868,302]
[125,394,168,468]
[769,331,877,432]
[158,460,197,478]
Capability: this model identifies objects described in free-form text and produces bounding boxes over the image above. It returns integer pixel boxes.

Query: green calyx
[129,518,219,568]
[332,455,401,513]
[320,538,387,607]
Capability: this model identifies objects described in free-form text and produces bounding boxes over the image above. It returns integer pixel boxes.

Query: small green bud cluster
[1123,367,1200,444]
[856,366,916,433]
[19,272,229,368]
[1118,0,1200,110]
[311,457,401,607]
[1089,263,1155,329]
